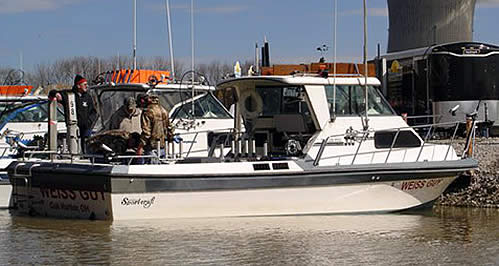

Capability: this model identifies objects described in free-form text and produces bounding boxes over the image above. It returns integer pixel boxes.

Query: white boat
[7,74,477,220]
[0,96,66,208]
[2,72,233,209]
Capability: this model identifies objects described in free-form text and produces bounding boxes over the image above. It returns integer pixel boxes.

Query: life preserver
[238,90,263,119]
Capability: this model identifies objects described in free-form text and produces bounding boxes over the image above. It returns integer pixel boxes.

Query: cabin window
[257,87,282,116]
[0,102,65,124]
[325,85,394,116]
[255,86,309,116]
[374,130,421,148]
[171,93,232,119]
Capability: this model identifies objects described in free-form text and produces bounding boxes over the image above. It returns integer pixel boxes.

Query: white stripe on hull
[0,183,12,209]
[13,176,455,220]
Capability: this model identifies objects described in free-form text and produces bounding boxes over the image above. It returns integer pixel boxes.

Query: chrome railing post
[351,131,368,165]
[313,138,329,166]
[385,128,400,164]
[416,125,433,162]
[444,122,460,160]
[185,132,198,158]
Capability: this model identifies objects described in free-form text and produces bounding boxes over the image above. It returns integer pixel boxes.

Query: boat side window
[171,93,232,119]
[0,102,52,123]
[374,130,421,148]
[255,86,309,116]
[257,87,282,116]
[325,85,394,116]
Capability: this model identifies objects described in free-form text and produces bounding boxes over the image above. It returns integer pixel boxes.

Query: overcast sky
[1,0,498,71]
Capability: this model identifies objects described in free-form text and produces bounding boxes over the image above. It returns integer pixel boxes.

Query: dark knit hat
[74,74,87,86]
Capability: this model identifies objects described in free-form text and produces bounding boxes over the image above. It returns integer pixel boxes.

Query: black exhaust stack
[261,37,271,67]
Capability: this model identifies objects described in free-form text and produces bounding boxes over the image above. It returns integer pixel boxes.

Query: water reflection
[0,213,112,265]
[1,208,499,265]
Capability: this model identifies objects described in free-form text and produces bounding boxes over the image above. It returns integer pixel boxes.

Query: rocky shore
[436,137,499,208]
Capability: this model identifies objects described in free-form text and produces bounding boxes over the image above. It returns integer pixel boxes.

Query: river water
[0,207,498,265]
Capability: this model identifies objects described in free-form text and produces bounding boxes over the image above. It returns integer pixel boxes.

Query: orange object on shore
[261,63,376,77]
[102,69,171,84]
[0,85,33,95]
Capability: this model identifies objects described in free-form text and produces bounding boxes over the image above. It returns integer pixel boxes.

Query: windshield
[98,90,194,128]
[325,85,394,116]
[171,93,232,119]
[0,101,65,125]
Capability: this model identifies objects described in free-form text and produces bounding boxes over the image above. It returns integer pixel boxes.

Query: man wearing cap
[108,96,142,133]
[72,74,98,151]
[136,95,173,159]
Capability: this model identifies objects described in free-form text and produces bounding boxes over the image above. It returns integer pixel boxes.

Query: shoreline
[436,137,499,208]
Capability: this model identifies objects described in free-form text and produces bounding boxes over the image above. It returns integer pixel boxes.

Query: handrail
[444,123,460,160]
[351,131,368,164]
[313,120,476,167]
[313,138,329,166]
[384,128,400,163]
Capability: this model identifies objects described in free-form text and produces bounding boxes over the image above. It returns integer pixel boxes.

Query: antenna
[133,0,137,70]
[190,0,195,115]
[363,0,369,129]
[332,0,337,121]
[165,0,175,81]
[19,51,23,72]
[191,0,195,80]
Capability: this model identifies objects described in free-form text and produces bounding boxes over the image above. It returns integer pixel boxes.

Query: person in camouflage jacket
[136,95,173,155]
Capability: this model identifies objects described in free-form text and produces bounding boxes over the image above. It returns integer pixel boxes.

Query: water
[1,207,498,265]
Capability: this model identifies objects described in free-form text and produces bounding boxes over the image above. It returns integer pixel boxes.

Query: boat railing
[176,127,235,158]
[313,120,477,166]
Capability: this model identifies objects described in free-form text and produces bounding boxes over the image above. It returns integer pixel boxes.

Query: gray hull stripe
[7,159,476,193]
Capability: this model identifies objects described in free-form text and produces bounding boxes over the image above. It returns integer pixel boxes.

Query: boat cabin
[89,77,233,158]
[217,75,427,162]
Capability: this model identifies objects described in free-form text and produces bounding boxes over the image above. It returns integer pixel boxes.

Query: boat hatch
[253,163,271,171]
[272,163,289,170]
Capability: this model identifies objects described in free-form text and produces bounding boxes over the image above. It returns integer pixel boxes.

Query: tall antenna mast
[165,0,175,80]
[191,0,195,80]
[332,0,337,121]
[19,51,23,71]
[133,0,137,70]
[363,0,369,129]
[190,0,195,115]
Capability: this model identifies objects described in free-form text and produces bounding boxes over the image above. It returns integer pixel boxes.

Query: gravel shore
[436,137,499,208]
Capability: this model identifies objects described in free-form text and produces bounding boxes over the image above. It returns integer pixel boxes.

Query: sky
[1,0,499,71]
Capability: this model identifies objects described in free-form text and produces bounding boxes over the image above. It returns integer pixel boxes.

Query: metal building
[387,0,476,53]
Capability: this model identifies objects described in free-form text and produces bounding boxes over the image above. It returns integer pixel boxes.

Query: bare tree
[10,55,255,92]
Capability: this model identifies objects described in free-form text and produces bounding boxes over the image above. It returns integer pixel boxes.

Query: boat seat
[273,114,308,133]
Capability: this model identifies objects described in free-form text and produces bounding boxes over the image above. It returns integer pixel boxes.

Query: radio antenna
[165,0,175,80]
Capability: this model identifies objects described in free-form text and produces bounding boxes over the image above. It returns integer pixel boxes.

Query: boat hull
[0,180,12,209]
[11,177,455,220]
[7,160,474,220]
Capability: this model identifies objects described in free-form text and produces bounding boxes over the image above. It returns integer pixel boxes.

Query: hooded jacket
[139,96,173,149]
[109,105,142,133]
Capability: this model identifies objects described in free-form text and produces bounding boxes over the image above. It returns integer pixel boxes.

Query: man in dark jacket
[72,74,98,152]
